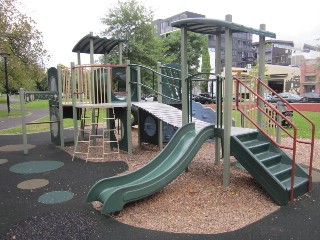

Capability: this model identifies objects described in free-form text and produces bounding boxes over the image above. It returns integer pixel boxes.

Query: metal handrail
[129,64,181,81]
[257,78,315,192]
[130,82,181,102]
[185,73,222,124]
[234,76,315,203]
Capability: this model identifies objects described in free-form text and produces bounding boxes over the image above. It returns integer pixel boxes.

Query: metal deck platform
[132,102,210,132]
[132,102,257,136]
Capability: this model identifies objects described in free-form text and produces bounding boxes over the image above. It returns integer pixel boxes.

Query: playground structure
[20,67,64,154]
[19,16,316,212]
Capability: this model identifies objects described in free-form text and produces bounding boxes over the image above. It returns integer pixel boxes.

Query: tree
[162,31,205,74]
[200,36,211,92]
[100,0,166,66]
[0,0,49,93]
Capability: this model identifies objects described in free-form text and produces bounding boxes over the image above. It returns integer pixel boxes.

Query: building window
[305,76,316,82]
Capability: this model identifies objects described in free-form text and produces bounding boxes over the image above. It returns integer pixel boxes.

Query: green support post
[223,14,233,187]
[57,65,65,148]
[119,42,123,64]
[71,62,79,146]
[19,88,28,154]
[215,33,222,165]
[258,24,266,127]
[137,66,142,102]
[181,27,188,125]
[126,60,132,155]
[157,62,163,150]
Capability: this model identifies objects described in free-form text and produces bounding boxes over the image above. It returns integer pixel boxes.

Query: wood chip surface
[65,126,319,234]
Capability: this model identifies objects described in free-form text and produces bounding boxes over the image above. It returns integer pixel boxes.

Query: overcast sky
[20,0,320,67]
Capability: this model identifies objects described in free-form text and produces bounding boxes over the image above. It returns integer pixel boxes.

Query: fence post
[19,88,28,154]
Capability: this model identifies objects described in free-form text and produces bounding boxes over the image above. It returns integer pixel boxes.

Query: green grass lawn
[0,94,8,104]
[0,109,22,118]
[0,96,48,118]
[232,109,319,139]
[11,99,50,109]
[1,95,319,139]
[0,116,75,134]
[290,111,319,139]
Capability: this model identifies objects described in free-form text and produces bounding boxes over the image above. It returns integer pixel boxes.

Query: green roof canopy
[72,34,126,54]
[171,18,276,38]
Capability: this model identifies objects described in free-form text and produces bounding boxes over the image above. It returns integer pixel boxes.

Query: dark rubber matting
[1,131,320,240]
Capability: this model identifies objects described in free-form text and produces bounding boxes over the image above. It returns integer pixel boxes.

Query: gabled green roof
[171,18,276,38]
[72,34,126,54]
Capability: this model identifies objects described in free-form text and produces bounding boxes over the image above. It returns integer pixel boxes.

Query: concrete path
[0,96,49,130]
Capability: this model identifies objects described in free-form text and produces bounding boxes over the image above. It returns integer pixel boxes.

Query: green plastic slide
[86,122,215,213]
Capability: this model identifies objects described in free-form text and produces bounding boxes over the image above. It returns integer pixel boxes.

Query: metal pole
[215,34,222,165]
[119,42,123,64]
[57,65,65,149]
[181,27,188,125]
[3,55,10,114]
[157,62,163,150]
[126,60,132,155]
[20,88,28,154]
[258,24,266,127]
[223,14,233,187]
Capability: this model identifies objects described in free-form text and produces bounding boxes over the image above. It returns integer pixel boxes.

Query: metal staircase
[72,107,119,162]
[232,76,315,204]
[231,131,309,205]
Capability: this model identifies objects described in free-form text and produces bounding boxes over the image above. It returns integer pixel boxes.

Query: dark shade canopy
[72,34,126,54]
[171,18,276,38]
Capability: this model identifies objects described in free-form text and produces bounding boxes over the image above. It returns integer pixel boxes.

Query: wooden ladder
[72,107,119,162]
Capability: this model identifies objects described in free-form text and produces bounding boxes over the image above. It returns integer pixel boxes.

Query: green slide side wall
[86,123,215,213]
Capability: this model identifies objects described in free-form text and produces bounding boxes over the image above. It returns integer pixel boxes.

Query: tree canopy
[0,0,49,92]
[100,0,205,73]
[100,0,166,66]
[162,31,205,74]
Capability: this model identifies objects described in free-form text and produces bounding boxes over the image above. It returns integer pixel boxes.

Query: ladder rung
[73,106,120,162]
[89,135,103,138]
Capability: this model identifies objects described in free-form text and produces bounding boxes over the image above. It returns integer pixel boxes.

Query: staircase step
[256,151,282,161]
[268,163,292,176]
[256,152,282,167]
[244,140,270,154]
[271,166,292,182]
[281,176,309,196]
[236,132,258,142]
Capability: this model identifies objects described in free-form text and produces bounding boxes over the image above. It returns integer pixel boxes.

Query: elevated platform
[132,102,210,132]
[132,102,257,136]
[74,102,127,108]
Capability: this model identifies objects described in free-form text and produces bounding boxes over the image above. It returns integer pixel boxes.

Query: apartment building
[300,58,320,94]
[252,40,295,66]
[152,11,254,68]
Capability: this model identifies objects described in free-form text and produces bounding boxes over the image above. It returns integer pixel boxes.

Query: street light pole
[0,52,10,115]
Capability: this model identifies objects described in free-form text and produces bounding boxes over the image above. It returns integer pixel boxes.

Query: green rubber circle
[9,161,64,174]
[38,191,74,204]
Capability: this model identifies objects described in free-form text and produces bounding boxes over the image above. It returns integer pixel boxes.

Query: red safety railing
[234,77,315,203]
